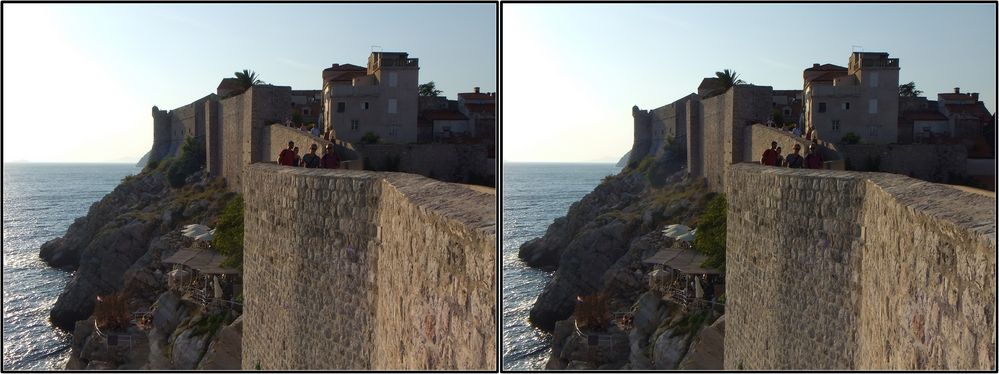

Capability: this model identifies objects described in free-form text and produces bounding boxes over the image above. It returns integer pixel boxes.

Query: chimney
[972,93,979,101]
[812,63,820,68]
[474,87,480,94]
[954,87,960,94]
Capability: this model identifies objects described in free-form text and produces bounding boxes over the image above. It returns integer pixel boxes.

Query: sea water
[2,163,141,370]
[501,162,621,370]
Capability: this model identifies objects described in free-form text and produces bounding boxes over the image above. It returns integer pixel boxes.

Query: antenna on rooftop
[851,45,863,53]
[370,45,382,53]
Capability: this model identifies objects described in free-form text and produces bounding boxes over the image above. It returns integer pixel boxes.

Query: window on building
[362,102,370,110]
[832,120,841,131]
[388,99,398,114]
[350,120,359,131]
[842,102,850,110]
[389,72,398,87]
[818,102,826,113]
[337,102,346,113]
[303,108,310,116]
[868,72,879,87]
[443,125,451,132]
[868,99,878,114]
[388,125,399,137]
[783,109,790,116]
[868,125,879,137]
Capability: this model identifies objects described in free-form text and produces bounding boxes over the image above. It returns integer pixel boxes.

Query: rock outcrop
[519,153,703,331]
[42,170,228,331]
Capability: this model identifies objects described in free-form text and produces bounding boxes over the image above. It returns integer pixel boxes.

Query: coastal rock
[528,218,641,331]
[171,324,214,369]
[678,315,725,370]
[652,328,689,369]
[39,172,168,271]
[197,315,243,370]
[50,218,160,330]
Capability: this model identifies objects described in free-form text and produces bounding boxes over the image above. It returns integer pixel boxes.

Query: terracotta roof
[458,92,496,101]
[809,70,850,83]
[422,109,468,121]
[805,63,847,72]
[938,93,977,101]
[902,110,948,122]
[944,103,992,119]
[463,103,495,115]
[322,64,368,82]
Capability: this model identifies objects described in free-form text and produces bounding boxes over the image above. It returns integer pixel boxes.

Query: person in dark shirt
[302,144,321,168]
[292,147,302,167]
[761,141,778,166]
[278,141,295,166]
[804,144,824,169]
[320,144,341,169]
[785,144,804,168]
[775,147,784,167]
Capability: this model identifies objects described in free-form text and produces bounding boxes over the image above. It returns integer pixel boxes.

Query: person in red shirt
[804,144,824,169]
[278,141,295,166]
[761,141,779,166]
[320,144,341,169]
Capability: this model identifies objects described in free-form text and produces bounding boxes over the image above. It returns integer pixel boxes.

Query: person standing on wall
[320,144,341,169]
[775,147,784,167]
[804,143,824,169]
[292,146,302,167]
[785,144,804,168]
[761,141,779,166]
[302,144,321,168]
[310,125,320,138]
[278,141,296,166]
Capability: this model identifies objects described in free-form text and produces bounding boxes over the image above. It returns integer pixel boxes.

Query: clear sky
[2,3,496,163]
[503,3,997,163]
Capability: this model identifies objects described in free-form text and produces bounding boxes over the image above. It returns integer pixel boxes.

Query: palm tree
[234,69,264,93]
[715,69,745,91]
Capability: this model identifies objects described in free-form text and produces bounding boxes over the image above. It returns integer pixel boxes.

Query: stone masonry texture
[241,164,496,370]
[725,163,996,370]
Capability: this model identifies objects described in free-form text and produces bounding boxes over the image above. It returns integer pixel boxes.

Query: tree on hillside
[419,81,443,97]
[899,81,923,97]
[234,69,265,93]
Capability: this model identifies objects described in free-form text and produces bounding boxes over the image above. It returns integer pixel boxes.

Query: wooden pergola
[644,247,724,311]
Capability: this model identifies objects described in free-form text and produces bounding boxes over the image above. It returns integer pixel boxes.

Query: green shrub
[213,195,244,269]
[360,132,380,144]
[155,156,175,173]
[694,194,726,270]
[840,132,861,145]
[166,137,206,187]
[635,156,654,173]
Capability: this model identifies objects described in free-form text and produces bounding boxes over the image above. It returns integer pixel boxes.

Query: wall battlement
[240,164,496,370]
[725,163,996,370]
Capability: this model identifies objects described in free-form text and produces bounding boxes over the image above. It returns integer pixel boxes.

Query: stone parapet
[725,163,996,370]
[241,164,496,370]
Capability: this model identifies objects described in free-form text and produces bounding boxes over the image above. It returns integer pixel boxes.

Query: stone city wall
[725,163,996,370]
[744,124,842,168]
[691,85,773,191]
[355,143,494,186]
[149,94,213,164]
[263,124,363,170]
[241,164,496,370]
[832,143,967,183]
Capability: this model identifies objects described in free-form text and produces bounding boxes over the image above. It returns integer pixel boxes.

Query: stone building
[321,52,420,144]
[290,90,322,126]
[803,52,900,144]
[457,87,496,140]
[771,89,802,125]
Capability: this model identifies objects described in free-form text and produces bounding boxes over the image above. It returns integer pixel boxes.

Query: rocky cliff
[39,163,243,370]
[518,148,725,369]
